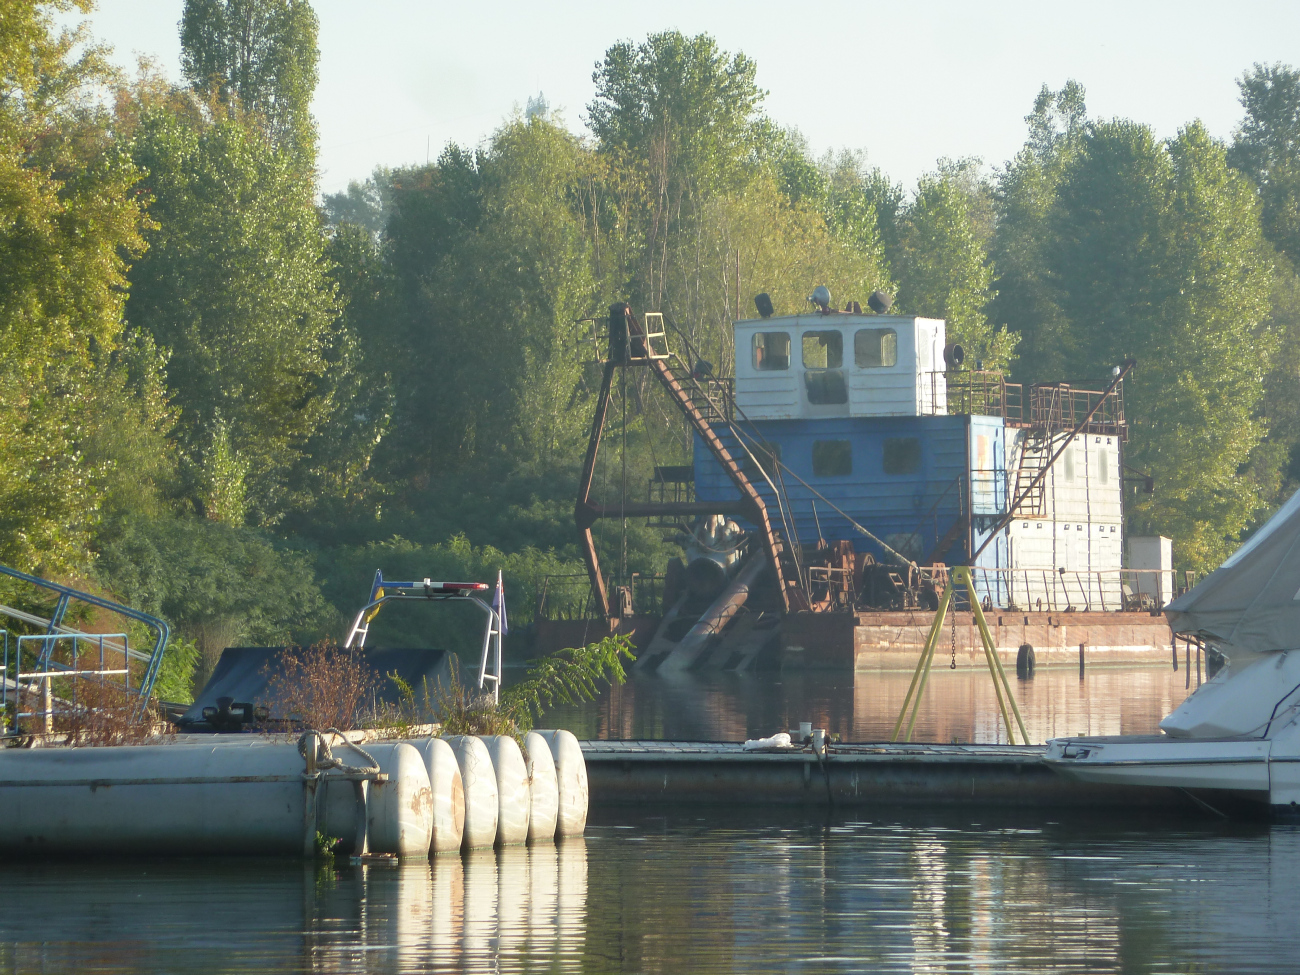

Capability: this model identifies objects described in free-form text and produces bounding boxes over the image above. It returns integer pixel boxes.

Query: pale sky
[62,1,1300,197]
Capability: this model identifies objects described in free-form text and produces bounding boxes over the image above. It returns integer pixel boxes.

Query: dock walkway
[581,740,1184,810]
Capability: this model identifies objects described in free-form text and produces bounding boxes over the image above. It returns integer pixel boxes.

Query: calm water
[2,810,1297,974]
[542,662,1195,744]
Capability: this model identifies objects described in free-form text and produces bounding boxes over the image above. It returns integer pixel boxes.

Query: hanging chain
[949,595,959,669]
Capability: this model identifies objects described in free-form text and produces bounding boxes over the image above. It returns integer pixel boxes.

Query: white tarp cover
[1165,488,1300,653]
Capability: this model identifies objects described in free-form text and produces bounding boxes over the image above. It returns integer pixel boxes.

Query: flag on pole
[492,570,508,636]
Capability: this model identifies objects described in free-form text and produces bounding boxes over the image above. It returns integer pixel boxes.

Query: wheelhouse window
[802,331,842,369]
[883,437,921,475]
[812,440,852,477]
[752,331,790,370]
[802,330,847,405]
[854,328,898,368]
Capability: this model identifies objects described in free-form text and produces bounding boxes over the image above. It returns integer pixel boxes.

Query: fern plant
[430,634,633,737]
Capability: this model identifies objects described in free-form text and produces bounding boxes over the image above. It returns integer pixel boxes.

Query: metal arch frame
[342,572,504,704]
[0,562,170,718]
[575,303,796,619]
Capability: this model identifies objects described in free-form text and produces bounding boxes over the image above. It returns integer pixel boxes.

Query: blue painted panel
[695,415,972,565]
[968,416,1007,516]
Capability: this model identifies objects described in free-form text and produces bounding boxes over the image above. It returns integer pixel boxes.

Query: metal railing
[4,632,132,734]
[0,562,169,716]
[536,572,667,621]
[956,566,1190,613]
[941,371,1024,420]
[923,372,1126,438]
[1028,382,1126,435]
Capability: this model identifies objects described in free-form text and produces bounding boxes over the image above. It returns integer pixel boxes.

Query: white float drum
[444,735,498,850]
[408,737,465,855]
[363,742,434,858]
[524,731,559,843]
[481,735,530,846]
[534,729,588,838]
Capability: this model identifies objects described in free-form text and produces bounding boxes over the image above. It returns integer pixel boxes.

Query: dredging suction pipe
[892,360,1136,745]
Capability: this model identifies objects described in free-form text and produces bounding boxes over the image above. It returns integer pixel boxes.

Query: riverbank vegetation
[3,1,1299,698]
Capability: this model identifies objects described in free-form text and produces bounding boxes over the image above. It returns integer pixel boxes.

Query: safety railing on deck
[941,372,1024,420]
[923,373,1126,438]
[955,566,1196,613]
[4,632,133,734]
[536,572,667,621]
[0,563,169,731]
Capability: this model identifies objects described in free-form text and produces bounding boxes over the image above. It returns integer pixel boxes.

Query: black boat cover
[178,647,459,729]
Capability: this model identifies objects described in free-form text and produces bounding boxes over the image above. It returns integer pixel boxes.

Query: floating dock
[581,740,1191,810]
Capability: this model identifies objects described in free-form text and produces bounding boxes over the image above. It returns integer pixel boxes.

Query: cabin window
[802,331,842,369]
[854,328,898,368]
[812,440,852,477]
[743,443,781,482]
[752,331,790,370]
[802,330,847,404]
[883,437,921,475]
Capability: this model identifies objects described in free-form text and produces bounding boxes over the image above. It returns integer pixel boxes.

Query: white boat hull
[1044,736,1272,794]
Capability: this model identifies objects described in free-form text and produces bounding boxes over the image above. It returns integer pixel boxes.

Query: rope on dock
[298,729,380,776]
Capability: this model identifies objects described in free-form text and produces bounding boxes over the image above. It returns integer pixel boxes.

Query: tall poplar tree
[1049,121,1274,568]
[179,0,319,160]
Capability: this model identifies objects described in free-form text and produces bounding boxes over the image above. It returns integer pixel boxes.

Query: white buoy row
[0,729,587,858]
[436,730,587,852]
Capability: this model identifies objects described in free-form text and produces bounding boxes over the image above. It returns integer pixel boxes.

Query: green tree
[588,31,765,316]
[125,105,341,526]
[378,116,597,482]
[991,82,1089,382]
[322,167,392,234]
[1051,120,1274,568]
[96,511,328,687]
[895,161,1015,370]
[588,31,763,195]
[179,0,319,159]
[0,1,151,575]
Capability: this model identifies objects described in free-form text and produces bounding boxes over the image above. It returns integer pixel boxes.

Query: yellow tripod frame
[890,565,1031,745]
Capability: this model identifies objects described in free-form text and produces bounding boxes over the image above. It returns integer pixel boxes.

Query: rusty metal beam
[615,306,794,613]
[575,359,616,619]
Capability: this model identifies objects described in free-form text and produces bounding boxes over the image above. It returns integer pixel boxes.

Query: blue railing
[0,563,169,725]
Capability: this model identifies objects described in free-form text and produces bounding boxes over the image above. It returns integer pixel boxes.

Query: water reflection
[544,663,1192,743]
[0,842,588,975]
[2,813,1298,973]
[311,843,589,974]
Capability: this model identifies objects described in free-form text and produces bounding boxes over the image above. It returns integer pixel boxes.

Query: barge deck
[581,740,1196,810]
